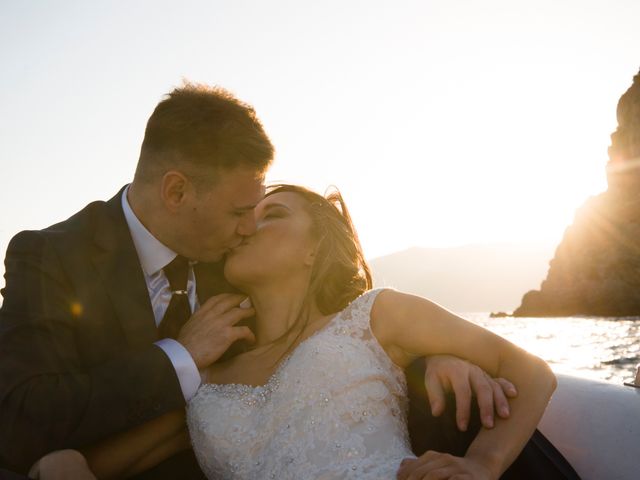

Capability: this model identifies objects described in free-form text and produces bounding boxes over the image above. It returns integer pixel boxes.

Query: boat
[538,372,640,480]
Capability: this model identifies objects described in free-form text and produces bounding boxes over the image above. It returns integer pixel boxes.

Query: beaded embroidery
[186,288,416,479]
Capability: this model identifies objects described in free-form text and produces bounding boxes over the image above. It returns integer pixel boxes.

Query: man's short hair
[135,82,274,184]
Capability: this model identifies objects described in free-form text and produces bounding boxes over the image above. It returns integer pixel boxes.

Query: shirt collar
[121,185,176,276]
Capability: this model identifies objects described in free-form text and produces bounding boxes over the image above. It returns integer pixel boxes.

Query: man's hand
[424,355,517,431]
[177,293,256,369]
[30,450,97,480]
[397,452,494,480]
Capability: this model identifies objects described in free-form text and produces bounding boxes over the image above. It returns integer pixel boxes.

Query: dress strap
[334,288,390,336]
[357,288,388,314]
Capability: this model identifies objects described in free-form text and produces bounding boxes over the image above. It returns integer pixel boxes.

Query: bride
[63,184,556,479]
[186,184,555,479]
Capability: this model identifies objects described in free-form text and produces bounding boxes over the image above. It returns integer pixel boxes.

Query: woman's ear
[303,240,322,267]
[303,248,316,267]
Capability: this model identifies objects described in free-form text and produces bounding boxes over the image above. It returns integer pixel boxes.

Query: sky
[1,0,639,263]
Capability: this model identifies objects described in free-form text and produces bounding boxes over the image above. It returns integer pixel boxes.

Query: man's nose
[237,212,257,236]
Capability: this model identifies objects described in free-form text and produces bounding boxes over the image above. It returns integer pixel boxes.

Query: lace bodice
[186,289,416,479]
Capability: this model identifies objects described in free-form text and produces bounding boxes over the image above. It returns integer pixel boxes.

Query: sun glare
[284,54,616,258]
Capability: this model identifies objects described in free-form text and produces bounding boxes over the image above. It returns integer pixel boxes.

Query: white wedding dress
[186,289,416,479]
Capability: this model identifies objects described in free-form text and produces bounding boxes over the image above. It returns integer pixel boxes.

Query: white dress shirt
[121,186,201,401]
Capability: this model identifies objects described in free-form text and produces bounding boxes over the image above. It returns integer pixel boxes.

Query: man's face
[177,166,266,262]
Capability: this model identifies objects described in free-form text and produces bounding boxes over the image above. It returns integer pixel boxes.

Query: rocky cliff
[514,69,640,317]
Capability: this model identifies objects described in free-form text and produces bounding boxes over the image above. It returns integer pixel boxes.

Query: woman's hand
[396,451,495,480]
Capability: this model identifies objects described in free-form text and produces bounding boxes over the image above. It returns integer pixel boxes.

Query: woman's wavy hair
[261,184,372,357]
[266,184,372,314]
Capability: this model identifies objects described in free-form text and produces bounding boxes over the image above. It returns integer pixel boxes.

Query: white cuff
[154,338,201,401]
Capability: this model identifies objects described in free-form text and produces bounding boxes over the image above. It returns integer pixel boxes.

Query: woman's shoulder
[335,288,422,337]
[360,287,405,314]
[356,287,389,304]
[344,287,411,321]
[337,288,389,320]
[368,289,425,351]
[369,288,434,317]
[344,288,419,368]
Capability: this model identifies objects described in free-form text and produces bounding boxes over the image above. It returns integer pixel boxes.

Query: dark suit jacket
[405,360,580,480]
[0,187,228,476]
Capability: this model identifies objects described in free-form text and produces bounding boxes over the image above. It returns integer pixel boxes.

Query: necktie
[158,255,192,339]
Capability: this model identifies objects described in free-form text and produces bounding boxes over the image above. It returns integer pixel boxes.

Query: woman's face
[224,192,318,288]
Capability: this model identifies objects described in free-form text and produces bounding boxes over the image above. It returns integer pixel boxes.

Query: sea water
[466,313,640,385]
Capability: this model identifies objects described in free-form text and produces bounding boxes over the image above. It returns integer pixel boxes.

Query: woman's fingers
[397,452,488,480]
[411,465,456,480]
[397,452,457,480]
[397,457,420,480]
[397,451,447,476]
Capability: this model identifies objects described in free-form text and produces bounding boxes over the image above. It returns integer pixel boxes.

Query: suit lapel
[91,187,158,348]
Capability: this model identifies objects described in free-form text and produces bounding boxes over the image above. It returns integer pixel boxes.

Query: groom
[0,83,517,478]
[0,84,273,477]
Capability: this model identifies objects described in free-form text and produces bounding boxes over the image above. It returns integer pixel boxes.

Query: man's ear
[160,170,190,212]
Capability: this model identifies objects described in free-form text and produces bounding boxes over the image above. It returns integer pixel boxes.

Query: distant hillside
[369,243,555,314]
[0,242,555,313]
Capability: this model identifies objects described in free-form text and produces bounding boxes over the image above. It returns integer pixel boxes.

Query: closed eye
[233,210,252,218]
[260,205,289,221]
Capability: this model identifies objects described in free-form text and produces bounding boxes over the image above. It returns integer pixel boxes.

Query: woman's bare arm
[371,289,556,479]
